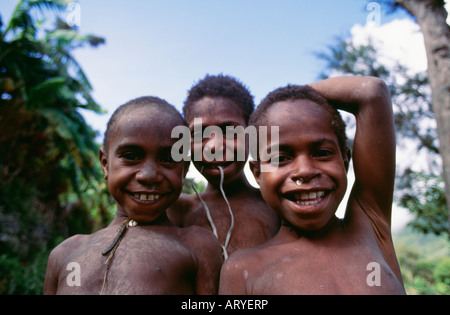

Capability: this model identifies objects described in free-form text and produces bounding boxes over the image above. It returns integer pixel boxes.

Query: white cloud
[350,18,427,74]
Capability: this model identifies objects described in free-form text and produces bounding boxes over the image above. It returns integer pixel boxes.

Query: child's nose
[136,161,162,185]
[291,155,321,183]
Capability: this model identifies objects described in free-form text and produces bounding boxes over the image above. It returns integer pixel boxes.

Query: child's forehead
[122,106,180,125]
[126,105,169,118]
[266,99,331,125]
[190,96,244,118]
[114,108,180,140]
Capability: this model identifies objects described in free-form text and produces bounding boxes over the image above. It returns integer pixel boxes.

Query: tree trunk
[395,0,450,230]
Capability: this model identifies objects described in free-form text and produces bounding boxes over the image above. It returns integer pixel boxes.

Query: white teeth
[294,191,325,203]
[297,200,319,206]
[133,193,161,201]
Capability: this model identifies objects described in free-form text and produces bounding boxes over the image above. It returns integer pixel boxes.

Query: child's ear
[343,146,352,173]
[249,160,261,186]
[99,148,109,180]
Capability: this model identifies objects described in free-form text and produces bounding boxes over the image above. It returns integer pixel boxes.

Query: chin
[196,161,244,183]
[292,215,338,236]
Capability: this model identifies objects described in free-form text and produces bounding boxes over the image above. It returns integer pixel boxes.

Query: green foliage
[182,177,207,195]
[0,249,51,295]
[394,227,450,295]
[316,39,390,79]
[0,0,113,294]
[399,172,449,237]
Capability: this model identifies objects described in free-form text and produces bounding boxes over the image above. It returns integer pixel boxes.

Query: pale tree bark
[395,0,450,230]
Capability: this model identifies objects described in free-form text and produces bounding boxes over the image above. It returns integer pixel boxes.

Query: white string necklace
[191,166,235,260]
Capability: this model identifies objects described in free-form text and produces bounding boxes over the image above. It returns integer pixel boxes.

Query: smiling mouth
[285,190,329,206]
[131,193,161,202]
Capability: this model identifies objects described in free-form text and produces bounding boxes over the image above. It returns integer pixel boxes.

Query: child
[44,96,223,294]
[167,74,280,259]
[219,76,406,294]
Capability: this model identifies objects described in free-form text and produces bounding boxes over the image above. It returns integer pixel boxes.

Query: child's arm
[43,248,60,294]
[43,235,87,294]
[218,256,248,294]
[309,76,395,224]
[185,227,223,294]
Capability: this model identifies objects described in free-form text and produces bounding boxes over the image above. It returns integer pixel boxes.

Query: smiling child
[167,74,280,259]
[219,76,406,295]
[44,96,223,294]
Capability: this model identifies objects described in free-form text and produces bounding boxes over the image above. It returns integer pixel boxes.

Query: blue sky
[2,0,411,137]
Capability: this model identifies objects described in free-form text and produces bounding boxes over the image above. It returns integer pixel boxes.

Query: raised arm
[309,76,395,224]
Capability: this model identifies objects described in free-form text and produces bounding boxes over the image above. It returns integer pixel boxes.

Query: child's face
[100,107,187,223]
[188,96,248,185]
[252,99,348,231]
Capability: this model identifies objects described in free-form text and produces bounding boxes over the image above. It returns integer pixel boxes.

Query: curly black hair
[249,85,348,158]
[103,96,185,153]
[183,74,254,124]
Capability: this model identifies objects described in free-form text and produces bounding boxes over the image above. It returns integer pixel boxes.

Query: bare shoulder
[224,237,277,271]
[49,234,90,262]
[178,225,221,251]
[222,247,259,273]
[44,233,91,294]
[219,247,265,295]
[46,234,92,268]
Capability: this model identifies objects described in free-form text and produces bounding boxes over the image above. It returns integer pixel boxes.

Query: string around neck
[192,165,235,260]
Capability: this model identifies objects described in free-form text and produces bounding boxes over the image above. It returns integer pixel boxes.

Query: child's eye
[314,149,334,159]
[120,152,141,161]
[270,155,290,166]
[160,155,176,163]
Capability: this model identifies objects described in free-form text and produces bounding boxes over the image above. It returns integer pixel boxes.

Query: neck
[205,173,252,195]
[110,211,174,227]
[281,216,341,240]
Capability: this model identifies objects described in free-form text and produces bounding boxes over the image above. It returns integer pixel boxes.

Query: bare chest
[185,195,279,253]
[248,239,404,295]
[56,228,196,294]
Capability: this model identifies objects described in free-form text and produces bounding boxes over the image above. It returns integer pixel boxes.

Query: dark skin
[44,106,223,295]
[219,77,406,295]
[167,96,280,257]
